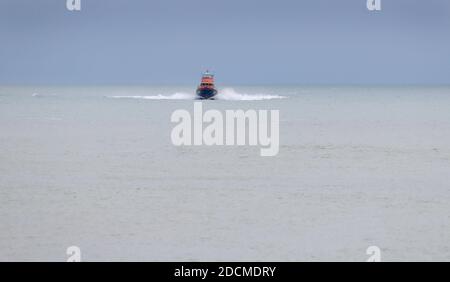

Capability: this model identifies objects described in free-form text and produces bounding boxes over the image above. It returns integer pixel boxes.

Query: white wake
[107,88,286,101]
[108,92,194,100]
[216,88,286,100]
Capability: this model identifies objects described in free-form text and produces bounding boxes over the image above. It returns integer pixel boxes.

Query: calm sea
[1,86,449,261]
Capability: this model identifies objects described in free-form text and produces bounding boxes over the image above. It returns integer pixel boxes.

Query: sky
[0,0,450,85]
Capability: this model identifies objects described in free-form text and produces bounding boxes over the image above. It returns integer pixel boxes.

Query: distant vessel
[196,70,218,99]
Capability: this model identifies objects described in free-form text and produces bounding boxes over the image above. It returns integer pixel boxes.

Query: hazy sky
[1,0,450,85]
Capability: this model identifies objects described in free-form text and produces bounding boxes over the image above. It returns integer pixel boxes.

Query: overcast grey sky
[1,0,450,85]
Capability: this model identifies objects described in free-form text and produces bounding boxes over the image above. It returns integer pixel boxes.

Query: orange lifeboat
[196,70,218,99]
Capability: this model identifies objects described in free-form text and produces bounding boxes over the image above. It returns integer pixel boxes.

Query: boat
[196,70,218,99]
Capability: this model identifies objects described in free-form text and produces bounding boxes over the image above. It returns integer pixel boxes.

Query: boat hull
[196,88,218,100]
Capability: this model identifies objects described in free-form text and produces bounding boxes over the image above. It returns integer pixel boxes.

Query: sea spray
[107,88,286,101]
[216,88,286,101]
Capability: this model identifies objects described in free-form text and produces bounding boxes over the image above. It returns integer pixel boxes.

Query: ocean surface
[1,86,449,261]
